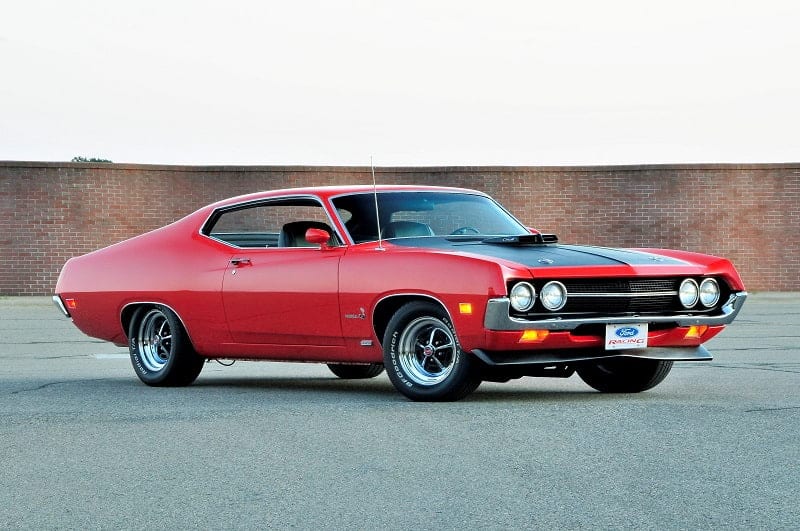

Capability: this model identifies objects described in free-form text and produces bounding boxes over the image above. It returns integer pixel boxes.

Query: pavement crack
[744,406,800,413]
[0,340,107,345]
[9,378,112,395]
[705,364,800,375]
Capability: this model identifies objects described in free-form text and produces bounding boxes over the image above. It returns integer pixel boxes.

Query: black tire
[128,306,204,387]
[383,301,481,401]
[576,358,673,393]
[327,363,385,379]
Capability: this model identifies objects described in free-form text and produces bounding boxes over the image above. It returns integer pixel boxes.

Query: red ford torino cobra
[54,185,747,401]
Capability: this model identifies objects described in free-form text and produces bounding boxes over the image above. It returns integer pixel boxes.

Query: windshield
[331,191,529,244]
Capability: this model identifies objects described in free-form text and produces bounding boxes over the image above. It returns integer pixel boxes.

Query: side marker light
[459,303,473,315]
[65,299,77,310]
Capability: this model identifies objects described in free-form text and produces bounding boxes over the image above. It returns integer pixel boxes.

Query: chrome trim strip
[568,291,678,298]
[198,194,347,251]
[483,291,747,331]
[52,295,71,318]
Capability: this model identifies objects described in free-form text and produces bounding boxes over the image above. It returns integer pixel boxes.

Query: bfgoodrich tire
[327,363,384,379]
[128,306,204,387]
[577,358,673,393]
[383,301,481,401]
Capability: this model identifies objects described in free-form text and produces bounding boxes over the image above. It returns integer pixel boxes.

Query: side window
[204,199,339,248]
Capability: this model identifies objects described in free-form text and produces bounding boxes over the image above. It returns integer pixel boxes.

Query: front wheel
[576,358,673,393]
[128,306,204,386]
[383,302,481,401]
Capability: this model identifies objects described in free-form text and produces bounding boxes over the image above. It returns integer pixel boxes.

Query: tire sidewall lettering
[386,307,461,392]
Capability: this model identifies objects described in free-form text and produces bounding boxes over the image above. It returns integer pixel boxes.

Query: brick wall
[1,161,798,295]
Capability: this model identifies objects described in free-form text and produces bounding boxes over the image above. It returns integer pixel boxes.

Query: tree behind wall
[71,156,113,163]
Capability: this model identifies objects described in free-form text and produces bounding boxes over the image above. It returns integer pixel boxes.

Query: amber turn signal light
[519,329,549,343]
[684,325,708,339]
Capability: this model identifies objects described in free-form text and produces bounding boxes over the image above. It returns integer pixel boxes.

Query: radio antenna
[371,156,384,251]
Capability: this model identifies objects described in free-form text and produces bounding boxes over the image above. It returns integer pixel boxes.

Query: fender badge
[345,307,367,320]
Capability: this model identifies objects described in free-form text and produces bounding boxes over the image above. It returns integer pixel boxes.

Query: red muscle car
[54,185,747,401]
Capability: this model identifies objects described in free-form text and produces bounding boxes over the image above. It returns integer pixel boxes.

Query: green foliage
[71,156,113,163]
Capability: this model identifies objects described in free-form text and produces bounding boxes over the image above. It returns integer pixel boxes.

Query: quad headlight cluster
[509,277,721,313]
[509,281,568,312]
[680,278,720,309]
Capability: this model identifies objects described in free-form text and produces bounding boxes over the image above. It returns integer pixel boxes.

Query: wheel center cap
[423,345,434,357]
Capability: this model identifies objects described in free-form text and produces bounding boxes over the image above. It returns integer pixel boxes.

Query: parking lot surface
[1,294,798,529]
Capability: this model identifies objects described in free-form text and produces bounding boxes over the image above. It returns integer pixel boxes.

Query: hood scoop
[483,233,559,245]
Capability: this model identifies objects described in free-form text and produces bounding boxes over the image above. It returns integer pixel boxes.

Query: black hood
[388,237,689,268]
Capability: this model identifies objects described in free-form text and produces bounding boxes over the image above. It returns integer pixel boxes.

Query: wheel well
[120,303,152,337]
[120,303,193,347]
[372,295,449,345]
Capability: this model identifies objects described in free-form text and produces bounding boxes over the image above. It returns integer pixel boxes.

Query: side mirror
[305,228,331,249]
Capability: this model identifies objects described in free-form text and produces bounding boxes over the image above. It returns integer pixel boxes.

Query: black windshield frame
[330,191,529,244]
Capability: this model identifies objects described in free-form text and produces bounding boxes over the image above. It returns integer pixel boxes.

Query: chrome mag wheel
[397,316,457,386]
[136,309,173,372]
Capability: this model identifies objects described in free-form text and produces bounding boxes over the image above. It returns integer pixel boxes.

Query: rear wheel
[383,301,481,401]
[577,358,673,393]
[128,306,204,386]
[327,363,384,379]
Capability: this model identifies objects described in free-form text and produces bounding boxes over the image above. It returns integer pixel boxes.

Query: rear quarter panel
[55,211,233,351]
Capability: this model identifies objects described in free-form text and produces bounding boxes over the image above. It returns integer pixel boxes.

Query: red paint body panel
[54,185,746,365]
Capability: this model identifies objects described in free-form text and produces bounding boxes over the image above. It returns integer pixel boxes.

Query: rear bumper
[52,295,71,318]
[483,291,747,331]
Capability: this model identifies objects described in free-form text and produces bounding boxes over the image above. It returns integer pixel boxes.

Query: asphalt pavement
[0,294,798,529]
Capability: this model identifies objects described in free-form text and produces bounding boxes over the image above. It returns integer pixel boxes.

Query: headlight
[540,281,567,311]
[679,278,699,308]
[699,278,720,307]
[510,282,535,312]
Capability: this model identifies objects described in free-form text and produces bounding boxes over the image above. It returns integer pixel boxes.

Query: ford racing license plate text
[605,324,648,350]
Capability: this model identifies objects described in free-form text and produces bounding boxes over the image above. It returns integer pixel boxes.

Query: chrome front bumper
[484,291,748,331]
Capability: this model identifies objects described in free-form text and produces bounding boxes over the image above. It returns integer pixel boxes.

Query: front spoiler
[483,291,747,331]
[472,345,712,366]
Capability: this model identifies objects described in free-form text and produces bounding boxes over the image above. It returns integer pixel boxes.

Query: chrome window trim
[198,194,347,251]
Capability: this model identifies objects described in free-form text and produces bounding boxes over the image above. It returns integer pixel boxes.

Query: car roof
[206,184,488,210]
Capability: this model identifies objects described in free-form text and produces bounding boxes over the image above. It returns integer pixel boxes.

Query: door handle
[230,258,251,266]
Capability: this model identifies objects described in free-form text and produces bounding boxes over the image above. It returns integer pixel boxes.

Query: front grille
[510,277,726,318]
[564,278,677,294]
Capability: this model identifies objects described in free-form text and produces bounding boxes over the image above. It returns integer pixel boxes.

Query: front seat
[278,221,336,247]
[381,221,434,238]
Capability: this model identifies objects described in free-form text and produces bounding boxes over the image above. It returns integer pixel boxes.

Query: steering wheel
[450,226,480,235]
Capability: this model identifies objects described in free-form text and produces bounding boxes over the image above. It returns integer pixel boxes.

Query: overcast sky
[1,1,798,166]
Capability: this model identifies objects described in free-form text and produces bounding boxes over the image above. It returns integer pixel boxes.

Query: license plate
[605,323,648,350]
